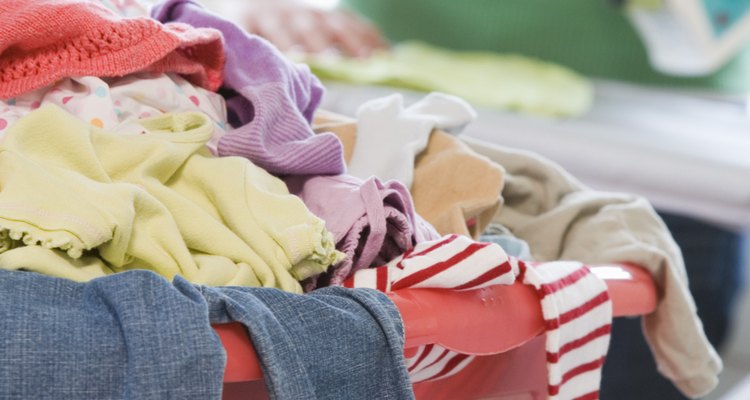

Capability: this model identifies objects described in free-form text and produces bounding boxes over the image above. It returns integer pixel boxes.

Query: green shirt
[343,0,750,92]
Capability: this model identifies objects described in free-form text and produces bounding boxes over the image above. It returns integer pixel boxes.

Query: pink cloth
[0,0,225,99]
[285,174,440,290]
[345,234,612,400]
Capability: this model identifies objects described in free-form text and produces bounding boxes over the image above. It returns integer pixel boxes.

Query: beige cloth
[313,111,503,239]
[462,135,721,399]
[412,131,502,238]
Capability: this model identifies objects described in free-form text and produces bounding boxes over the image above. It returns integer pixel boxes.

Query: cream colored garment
[313,111,502,239]
[0,105,342,293]
[461,135,721,399]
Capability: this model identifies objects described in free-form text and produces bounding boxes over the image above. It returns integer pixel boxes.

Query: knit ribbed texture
[0,0,225,99]
[152,0,346,176]
[221,82,346,175]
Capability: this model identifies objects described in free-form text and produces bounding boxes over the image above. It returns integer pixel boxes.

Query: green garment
[343,0,750,92]
[307,41,592,117]
[0,105,343,292]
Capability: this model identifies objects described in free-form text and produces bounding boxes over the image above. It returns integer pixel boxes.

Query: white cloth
[348,92,476,187]
[0,73,229,153]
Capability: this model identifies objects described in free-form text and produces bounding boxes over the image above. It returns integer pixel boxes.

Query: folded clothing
[0,0,224,99]
[0,268,413,400]
[153,0,346,176]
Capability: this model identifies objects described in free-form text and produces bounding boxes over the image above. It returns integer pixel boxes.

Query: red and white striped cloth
[343,234,612,400]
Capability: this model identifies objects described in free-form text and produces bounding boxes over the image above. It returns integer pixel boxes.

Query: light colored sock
[348,92,476,187]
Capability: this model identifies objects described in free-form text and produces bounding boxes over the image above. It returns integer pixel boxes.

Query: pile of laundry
[0,1,720,399]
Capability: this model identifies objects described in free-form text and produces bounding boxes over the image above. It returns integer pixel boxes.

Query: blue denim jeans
[198,283,413,400]
[0,269,412,400]
[601,211,747,399]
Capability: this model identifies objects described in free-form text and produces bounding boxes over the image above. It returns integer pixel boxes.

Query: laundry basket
[215,263,657,399]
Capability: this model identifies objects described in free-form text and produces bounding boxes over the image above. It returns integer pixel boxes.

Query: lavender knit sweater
[153,0,346,176]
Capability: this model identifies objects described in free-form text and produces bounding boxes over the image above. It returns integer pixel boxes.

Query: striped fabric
[521,260,612,400]
[344,234,612,400]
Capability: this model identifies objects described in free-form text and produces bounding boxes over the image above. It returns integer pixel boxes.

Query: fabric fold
[348,92,476,186]
[462,135,722,398]
[0,105,343,292]
[198,282,414,400]
[344,234,612,400]
[152,0,346,176]
[0,269,226,400]
[0,73,230,153]
[285,173,440,290]
[315,108,503,240]
[0,268,414,400]
[0,0,224,98]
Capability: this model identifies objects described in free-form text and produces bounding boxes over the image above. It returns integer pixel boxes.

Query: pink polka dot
[114,100,122,107]
[0,119,7,130]
[62,96,73,104]
[189,96,200,106]
[139,112,151,118]
[30,101,40,110]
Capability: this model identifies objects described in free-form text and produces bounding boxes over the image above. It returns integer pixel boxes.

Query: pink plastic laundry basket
[214,263,657,400]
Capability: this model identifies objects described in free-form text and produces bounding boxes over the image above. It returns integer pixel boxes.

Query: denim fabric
[195,283,414,400]
[0,269,225,400]
[601,211,747,400]
[0,270,413,400]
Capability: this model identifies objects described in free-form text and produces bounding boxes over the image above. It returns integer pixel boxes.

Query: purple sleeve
[286,174,440,289]
[152,0,345,176]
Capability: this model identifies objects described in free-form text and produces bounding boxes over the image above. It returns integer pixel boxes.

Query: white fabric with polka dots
[0,73,229,153]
